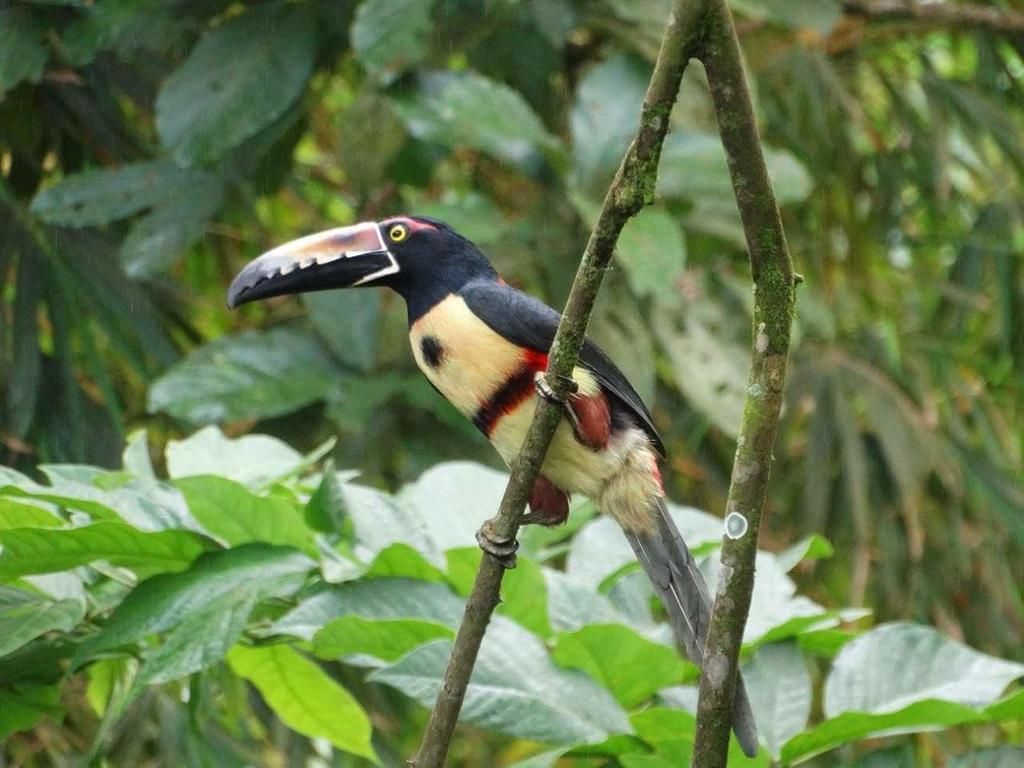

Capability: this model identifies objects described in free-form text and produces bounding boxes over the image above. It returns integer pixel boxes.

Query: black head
[226,215,497,320]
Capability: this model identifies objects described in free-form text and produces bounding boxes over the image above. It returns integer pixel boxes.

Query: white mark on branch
[707,652,729,686]
[748,383,763,397]
[734,460,759,483]
[725,512,748,540]
[756,322,768,353]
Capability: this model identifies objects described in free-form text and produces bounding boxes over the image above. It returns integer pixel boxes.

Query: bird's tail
[623,496,759,758]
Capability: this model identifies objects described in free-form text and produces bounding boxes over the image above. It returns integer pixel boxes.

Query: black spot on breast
[420,335,445,368]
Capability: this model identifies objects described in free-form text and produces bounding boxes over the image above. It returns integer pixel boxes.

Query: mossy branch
[691,0,798,765]
[410,2,707,765]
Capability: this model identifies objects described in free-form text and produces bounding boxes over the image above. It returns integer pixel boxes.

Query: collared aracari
[227,216,758,755]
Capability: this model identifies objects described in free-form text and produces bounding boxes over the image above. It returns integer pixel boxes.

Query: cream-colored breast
[409,293,525,417]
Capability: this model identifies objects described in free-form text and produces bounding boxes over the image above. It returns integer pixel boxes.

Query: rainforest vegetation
[1,0,1022,765]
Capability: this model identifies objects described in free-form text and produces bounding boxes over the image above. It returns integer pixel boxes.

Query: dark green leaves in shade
[30,162,214,227]
[148,327,344,425]
[155,3,315,165]
[351,0,434,83]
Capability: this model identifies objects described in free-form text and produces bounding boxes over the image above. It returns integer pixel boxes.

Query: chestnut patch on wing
[569,391,611,450]
[420,335,445,368]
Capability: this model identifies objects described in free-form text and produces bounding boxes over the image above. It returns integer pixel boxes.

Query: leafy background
[1,0,1022,765]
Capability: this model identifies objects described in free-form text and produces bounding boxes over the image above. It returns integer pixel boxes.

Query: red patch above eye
[405,218,438,233]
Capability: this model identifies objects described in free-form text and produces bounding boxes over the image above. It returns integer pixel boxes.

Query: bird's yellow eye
[388,224,408,243]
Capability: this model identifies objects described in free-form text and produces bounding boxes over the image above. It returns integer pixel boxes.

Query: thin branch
[692,0,797,764]
[843,0,1024,34]
[409,2,708,764]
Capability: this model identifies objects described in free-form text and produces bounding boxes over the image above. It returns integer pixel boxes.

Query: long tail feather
[624,497,759,758]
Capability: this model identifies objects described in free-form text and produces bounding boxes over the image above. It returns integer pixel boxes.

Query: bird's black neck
[388,251,499,325]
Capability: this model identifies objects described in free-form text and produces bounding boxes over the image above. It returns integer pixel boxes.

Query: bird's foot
[475,519,519,568]
[534,373,578,405]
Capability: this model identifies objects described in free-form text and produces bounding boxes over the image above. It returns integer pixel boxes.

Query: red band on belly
[472,350,549,436]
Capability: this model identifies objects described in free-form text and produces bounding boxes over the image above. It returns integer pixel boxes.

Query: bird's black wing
[460,279,665,457]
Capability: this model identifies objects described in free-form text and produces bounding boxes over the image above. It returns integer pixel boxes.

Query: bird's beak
[226,222,398,309]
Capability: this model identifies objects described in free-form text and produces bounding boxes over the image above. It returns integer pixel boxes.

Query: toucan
[227,215,758,756]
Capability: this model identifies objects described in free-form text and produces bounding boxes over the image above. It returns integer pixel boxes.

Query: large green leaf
[370,617,631,745]
[155,3,315,165]
[615,208,687,299]
[552,624,690,708]
[175,475,315,555]
[228,644,376,760]
[312,615,453,664]
[0,7,48,95]
[72,544,313,667]
[569,53,648,198]
[0,685,63,741]
[30,162,212,226]
[742,642,810,759]
[783,692,1024,764]
[270,578,465,641]
[351,0,434,82]
[0,522,210,582]
[392,70,562,166]
[148,327,344,425]
[825,623,1024,717]
[2,476,202,532]
[119,180,224,278]
[781,624,1024,762]
[0,586,85,658]
[0,498,61,529]
[303,290,381,373]
[164,426,304,487]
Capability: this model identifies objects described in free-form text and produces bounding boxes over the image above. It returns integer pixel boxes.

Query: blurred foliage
[1,0,1023,763]
[0,430,1021,766]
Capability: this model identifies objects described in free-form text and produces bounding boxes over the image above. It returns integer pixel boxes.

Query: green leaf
[0,586,85,657]
[30,162,212,226]
[731,0,841,35]
[2,477,202,532]
[365,542,446,583]
[228,644,376,760]
[137,591,256,686]
[742,642,810,759]
[312,616,453,664]
[825,623,1024,717]
[73,544,313,667]
[0,498,61,529]
[553,624,690,708]
[570,53,649,197]
[270,578,465,641]
[155,3,315,165]
[414,190,508,245]
[0,684,63,741]
[776,534,834,572]
[304,290,381,373]
[0,7,47,95]
[0,523,210,582]
[370,618,631,744]
[566,508,721,590]
[949,747,1024,768]
[352,0,434,82]
[782,624,1024,763]
[61,0,181,65]
[616,208,687,299]
[498,556,551,638]
[119,180,224,278]
[148,328,343,425]
[653,299,749,437]
[175,476,315,555]
[165,426,304,488]
[393,70,562,166]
